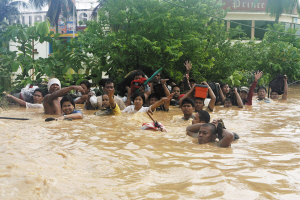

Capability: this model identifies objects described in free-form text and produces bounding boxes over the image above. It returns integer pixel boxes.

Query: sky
[20,0,99,12]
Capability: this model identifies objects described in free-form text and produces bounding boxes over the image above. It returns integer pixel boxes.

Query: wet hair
[201,123,217,135]
[224,98,232,104]
[171,85,180,91]
[60,95,75,108]
[271,91,278,95]
[80,80,91,89]
[148,93,160,101]
[220,83,228,89]
[99,79,114,87]
[258,86,267,92]
[105,79,114,86]
[198,110,210,123]
[189,79,196,84]
[195,97,204,103]
[34,88,45,97]
[131,92,145,104]
[181,98,195,107]
[133,70,146,78]
[102,92,109,99]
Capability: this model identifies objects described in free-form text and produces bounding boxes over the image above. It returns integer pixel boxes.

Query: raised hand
[161,93,174,102]
[73,86,85,93]
[184,60,192,71]
[160,79,169,85]
[254,70,263,82]
[108,88,115,98]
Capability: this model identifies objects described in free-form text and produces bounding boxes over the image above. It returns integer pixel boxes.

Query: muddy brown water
[1,85,300,199]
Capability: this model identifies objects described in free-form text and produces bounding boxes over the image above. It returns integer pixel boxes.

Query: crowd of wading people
[4,61,288,148]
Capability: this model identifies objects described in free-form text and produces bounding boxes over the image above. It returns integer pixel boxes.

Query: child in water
[94,89,121,116]
[56,95,83,120]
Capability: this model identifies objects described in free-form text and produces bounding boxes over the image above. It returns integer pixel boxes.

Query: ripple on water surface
[1,86,300,199]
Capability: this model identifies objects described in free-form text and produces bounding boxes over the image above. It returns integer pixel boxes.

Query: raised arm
[186,123,204,138]
[47,86,84,102]
[150,93,173,112]
[212,119,234,148]
[179,84,195,107]
[125,87,132,106]
[218,83,225,103]
[282,76,288,100]
[203,82,216,111]
[108,88,116,108]
[74,95,88,104]
[5,93,26,107]
[219,129,234,147]
[161,79,171,110]
[184,60,192,76]
[234,88,243,108]
[246,70,262,105]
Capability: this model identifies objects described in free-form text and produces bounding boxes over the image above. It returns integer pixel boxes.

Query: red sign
[222,0,267,12]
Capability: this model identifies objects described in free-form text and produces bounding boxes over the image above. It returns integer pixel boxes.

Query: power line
[162,0,300,37]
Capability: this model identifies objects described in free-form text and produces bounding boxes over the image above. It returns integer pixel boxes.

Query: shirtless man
[43,78,84,115]
[186,119,234,148]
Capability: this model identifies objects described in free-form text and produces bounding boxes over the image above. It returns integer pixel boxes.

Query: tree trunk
[275,14,280,23]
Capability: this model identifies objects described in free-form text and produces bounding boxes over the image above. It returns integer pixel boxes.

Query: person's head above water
[132,92,145,109]
[239,86,249,100]
[224,98,233,107]
[198,123,217,144]
[181,98,195,119]
[257,86,267,100]
[221,83,230,95]
[270,91,279,99]
[80,80,91,95]
[192,110,210,124]
[103,79,115,94]
[171,85,181,100]
[194,97,205,112]
[33,88,45,103]
[101,93,110,108]
[148,93,159,105]
[48,78,61,93]
[60,95,75,115]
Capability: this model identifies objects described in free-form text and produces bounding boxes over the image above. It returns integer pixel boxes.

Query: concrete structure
[222,0,300,39]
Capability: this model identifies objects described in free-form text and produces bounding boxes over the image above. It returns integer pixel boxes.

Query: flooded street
[1,85,300,199]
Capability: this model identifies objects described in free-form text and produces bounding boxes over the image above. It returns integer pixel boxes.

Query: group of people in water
[4,61,288,148]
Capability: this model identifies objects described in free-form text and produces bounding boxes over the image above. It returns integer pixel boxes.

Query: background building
[222,0,300,39]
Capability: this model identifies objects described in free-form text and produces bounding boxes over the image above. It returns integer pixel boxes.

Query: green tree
[264,0,300,23]
[29,0,76,33]
[0,0,28,22]
[79,0,241,85]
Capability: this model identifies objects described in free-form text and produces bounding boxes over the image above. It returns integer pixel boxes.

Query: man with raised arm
[179,82,216,112]
[270,76,288,101]
[43,78,84,115]
[240,70,263,105]
[86,79,126,110]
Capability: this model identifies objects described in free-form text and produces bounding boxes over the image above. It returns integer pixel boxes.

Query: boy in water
[94,89,121,116]
[56,96,83,120]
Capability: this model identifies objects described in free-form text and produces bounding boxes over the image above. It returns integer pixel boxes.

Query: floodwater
[1,85,300,200]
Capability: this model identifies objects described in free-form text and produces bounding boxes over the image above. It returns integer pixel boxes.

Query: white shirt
[26,102,43,108]
[122,105,150,113]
